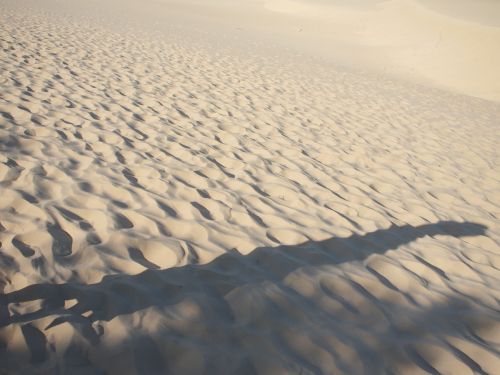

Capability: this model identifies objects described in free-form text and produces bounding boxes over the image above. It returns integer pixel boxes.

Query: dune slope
[0,1,499,374]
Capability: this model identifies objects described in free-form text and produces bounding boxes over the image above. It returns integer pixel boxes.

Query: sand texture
[1,1,500,374]
[265,0,500,102]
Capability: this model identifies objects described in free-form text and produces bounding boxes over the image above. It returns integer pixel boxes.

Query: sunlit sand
[1,0,499,373]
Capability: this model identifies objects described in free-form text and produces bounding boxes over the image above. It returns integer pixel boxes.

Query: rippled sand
[0,1,499,374]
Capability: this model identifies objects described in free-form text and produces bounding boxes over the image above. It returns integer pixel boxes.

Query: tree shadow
[0,220,495,374]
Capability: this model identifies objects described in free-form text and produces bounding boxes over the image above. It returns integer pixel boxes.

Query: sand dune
[265,0,500,101]
[0,0,499,374]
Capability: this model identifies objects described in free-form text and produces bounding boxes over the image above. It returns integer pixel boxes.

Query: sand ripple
[0,3,499,374]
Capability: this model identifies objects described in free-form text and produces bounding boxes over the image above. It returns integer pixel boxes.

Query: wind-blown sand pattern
[1,1,500,374]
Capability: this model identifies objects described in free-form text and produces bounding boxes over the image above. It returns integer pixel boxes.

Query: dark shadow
[46,222,73,257]
[133,335,168,374]
[191,201,214,220]
[12,237,36,258]
[1,221,486,327]
[20,323,48,364]
[128,247,160,270]
[0,221,494,374]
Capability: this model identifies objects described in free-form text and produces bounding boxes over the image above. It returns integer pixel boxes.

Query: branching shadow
[1,220,495,374]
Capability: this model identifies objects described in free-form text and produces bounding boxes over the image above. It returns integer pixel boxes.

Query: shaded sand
[1,1,500,374]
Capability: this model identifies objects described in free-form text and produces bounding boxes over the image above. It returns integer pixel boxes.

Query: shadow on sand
[1,220,497,374]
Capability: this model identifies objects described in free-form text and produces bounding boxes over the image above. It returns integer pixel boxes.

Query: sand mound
[0,1,499,374]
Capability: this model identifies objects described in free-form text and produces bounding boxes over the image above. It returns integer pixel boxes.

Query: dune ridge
[0,1,499,374]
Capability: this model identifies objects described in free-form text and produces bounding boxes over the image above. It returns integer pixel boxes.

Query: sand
[0,0,499,374]
[264,0,500,102]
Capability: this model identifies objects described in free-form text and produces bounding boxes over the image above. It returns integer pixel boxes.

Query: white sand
[265,0,500,102]
[0,0,499,374]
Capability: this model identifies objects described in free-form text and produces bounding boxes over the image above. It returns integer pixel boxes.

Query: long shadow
[0,221,492,373]
[1,221,485,328]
